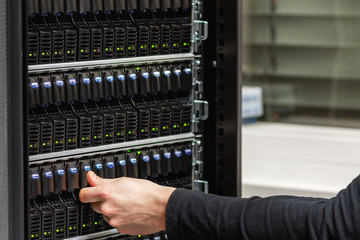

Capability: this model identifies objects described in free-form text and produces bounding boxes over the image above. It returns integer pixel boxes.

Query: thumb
[87,171,112,187]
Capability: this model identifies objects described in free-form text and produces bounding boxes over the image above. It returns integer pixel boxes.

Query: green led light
[163,44,166,47]
[137,151,141,155]
[128,47,131,50]
[117,47,120,50]
[55,52,58,55]
[42,143,45,146]
[29,53,32,57]
[105,48,108,51]
[56,229,59,233]
[183,43,187,46]
[83,224,86,227]
[151,45,155,48]
[141,129,144,132]
[136,67,140,71]
[68,139,71,142]
[44,232,47,235]
[56,141,59,144]
[173,44,177,46]
[82,137,85,140]
[94,222,98,225]
[61,229,63,231]
[67,51,70,54]
[163,126,166,129]
[138,235,142,238]
[152,128,155,131]
[106,134,109,137]
[30,144,33,148]
[93,49,96,52]
[94,136,97,139]
[173,125,177,128]
[127,150,131,153]
[184,123,187,126]
[31,235,34,238]
[140,46,144,49]
[81,49,84,53]
[128,131,132,134]
[69,227,72,230]
[117,133,120,136]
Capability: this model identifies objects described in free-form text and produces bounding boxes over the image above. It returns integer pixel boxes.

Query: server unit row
[29,141,195,239]
[28,0,192,65]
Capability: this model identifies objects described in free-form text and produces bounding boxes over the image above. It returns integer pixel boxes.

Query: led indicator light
[69,78,77,86]
[119,160,126,166]
[83,77,90,85]
[185,149,192,155]
[56,80,64,87]
[118,74,125,81]
[174,69,182,76]
[69,167,77,174]
[57,169,65,176]
[31,173,40,180]
[83,165,91,171]
[43,81,52,88]
[152,71,161,78]
[30,82,39,89]
[44,171,52,178]
[153,154,160,161]
[184,68,192,75]
[164,70,171,77]
[142,155,150,162]
[164,152,171,159]
[175,151,182,157]
[130,158,137,164]
[95,76,102,83]
[142,72,150,79]
[106,162,115,168]
[95,163,103,170]
[129,73,137,80]
[106,75,114,82]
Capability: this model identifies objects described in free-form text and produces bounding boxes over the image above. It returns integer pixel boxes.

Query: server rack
[0,0,242,239]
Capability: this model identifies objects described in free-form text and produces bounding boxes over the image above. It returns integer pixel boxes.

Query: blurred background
[242,0,360,198]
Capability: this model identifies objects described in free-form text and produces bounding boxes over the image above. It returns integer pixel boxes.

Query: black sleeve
[165,175,360,240]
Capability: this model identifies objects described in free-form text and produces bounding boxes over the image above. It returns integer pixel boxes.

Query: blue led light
[153,154,160,161]
[95,76,102,83]
[118,160,126,166]
[30,82,39,89]
[106,76,114,82]
[142,155,150,162]
[44,171,53,178]
[95,163,103,170]
[118,74,125,81]
[175,150,182,157]
[129,73,137,80]
[82,77,90,85]
[164,70,171,77]
[69,167,77,174]
[31,173,40,180]
[56,80,64,87]
[142,72,150,79]
[184,68,192,75]
[154,237,161,240]
[185,149,192,155]
[106,162,115,168]
[43,81,52,88]
[164,152,171,159]
[130,158,137,164]
[69,79,77,86]
[152,71,161,78]
[83,165,91,172]
[174,69,182,76]
[57,169,65,176]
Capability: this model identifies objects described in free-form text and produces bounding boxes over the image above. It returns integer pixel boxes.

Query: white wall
[242,122,360,198]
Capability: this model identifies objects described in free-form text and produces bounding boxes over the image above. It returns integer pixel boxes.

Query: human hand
[79,171,176,235]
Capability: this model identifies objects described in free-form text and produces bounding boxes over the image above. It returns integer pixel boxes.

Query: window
[243,0,360,128]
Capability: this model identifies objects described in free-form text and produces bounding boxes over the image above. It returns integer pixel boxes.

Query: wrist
[154,186,176,230]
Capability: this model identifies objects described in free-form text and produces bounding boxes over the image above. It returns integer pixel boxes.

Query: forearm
[165,175,360,240]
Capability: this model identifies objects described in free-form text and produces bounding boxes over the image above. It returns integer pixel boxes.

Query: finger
[91,202,102,214]
[79,187,106,203]
[87,171,113,187]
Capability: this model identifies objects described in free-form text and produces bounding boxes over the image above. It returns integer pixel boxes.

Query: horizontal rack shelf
[28,53,198,73]
[29,133,197,163]
[66,229,121,240]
